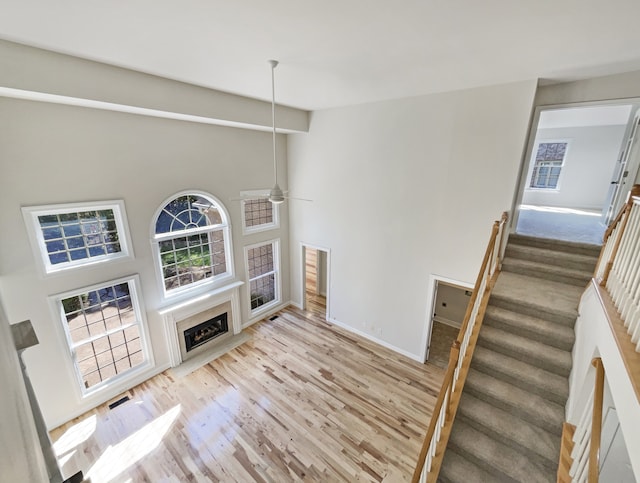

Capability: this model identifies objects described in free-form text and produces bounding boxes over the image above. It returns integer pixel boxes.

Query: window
[22,200,133,275]
[241,191,279,234]
[153,192,233,298]
[245,239,280,316]
[529,142,568,189]
[53,276,151,396]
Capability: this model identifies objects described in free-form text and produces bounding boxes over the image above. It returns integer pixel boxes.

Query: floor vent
[269,315,279,321]
[108,395,130,410]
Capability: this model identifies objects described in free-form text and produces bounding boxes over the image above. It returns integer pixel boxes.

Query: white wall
[568,283,640,479]
[0,299,49,482]
[288,80,537,359]
[0,97,295,428]
[434,283,471,328]
[522,125,626,210]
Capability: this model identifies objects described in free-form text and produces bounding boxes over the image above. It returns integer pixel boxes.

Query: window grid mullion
[69,321,139,350]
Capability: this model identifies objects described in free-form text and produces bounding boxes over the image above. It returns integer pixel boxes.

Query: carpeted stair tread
[457,392,560,468]
[501,257,593,286]
[504,243,598,272]
[447,419,555,483]
[483,305,574,351]
[477,325,572,376]
[491,272,582,324]
[508,234,601,257]
[464,369,564,435]
[471,346,569,404]
[439,448,497,483]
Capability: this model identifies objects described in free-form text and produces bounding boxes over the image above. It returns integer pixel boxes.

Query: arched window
[153,192,233,297]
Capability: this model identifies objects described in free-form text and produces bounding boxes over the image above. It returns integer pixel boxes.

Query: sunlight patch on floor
[85,405,181,483]
[520,204,601,217]
[53,414,97,456]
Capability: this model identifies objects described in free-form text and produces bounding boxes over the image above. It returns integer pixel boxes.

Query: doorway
[425,278,472,368]
[513,103,639,245]
[301,244,329,319]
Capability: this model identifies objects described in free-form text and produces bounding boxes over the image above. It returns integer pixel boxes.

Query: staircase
[438,234,601,483]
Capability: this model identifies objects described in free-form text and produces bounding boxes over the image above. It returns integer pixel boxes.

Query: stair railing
[595,184,640,284]
[412,212,508,483]
[594,184,640,352]
[569,357,605,483]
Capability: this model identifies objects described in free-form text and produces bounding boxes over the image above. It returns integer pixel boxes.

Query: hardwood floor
[51,306,443,482]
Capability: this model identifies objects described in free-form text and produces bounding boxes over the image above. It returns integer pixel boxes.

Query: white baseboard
[242,301,292,329]
[327,316,423,363]
[288,300,303,310]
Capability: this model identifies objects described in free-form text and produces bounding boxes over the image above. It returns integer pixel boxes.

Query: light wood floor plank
[51,306,443,482]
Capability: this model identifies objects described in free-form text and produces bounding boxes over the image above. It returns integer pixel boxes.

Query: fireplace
[160,281,243,367]
[175,300,234,362]
[183,312,228,353]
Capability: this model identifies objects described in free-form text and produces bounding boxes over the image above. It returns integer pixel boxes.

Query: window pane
[244,199,274,228]
[155,195,223,234]
[59,279,147,391]
[35,207,124,268]
[248,244,274,278]
[158,233,217,291]
[155,193,230,295]
[250,274,276,310]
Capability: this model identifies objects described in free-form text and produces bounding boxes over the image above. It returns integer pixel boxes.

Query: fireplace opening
[183,312,228,353]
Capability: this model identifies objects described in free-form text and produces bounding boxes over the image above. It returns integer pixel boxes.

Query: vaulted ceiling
[3,0,640,110]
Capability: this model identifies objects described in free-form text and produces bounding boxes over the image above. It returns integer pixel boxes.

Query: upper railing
[595,184,640,353]
[412,212,508,483]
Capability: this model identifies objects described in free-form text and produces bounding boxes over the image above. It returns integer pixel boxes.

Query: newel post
[588,358,605,483]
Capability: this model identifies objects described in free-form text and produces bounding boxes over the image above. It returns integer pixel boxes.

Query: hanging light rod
[268,59,285,204]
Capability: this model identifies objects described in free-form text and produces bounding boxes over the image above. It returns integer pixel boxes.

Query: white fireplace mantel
[158,281,244,367]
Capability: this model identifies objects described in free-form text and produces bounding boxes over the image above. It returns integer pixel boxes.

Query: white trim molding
[159,281,243,368]
[22,199,134,277]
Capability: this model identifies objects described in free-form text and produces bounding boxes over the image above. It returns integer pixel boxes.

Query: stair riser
[446,438,514,482]
[501,261,591,287]
[483,316,574,351]
[489,296,576,327]
[504,246,597,272]
[508,235,602,257]
[439,450,495,483]
[470,359,568,405]
[465,384,563,436]
[477,337,571,378]
[457,412,558,471]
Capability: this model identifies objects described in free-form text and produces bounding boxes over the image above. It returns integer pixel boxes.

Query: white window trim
[48,274,154,400]
[244,238,281,319]
[150,190,235,302]
[22,200,134,277]
[240,189,280,235]
[526,139,571,192]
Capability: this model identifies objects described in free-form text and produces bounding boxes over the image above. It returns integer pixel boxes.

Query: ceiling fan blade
[285,196,313,202]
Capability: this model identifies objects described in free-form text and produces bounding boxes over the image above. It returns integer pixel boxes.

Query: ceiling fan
[234,60,310,205]
[267,59,286,204]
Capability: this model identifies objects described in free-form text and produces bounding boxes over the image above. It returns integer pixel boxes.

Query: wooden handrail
[411,341,460,482]
[455,220,500,342]
[412,212,508,482]
[604,184,640,241]
[600,184,640,285]
[588,357,605,483]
